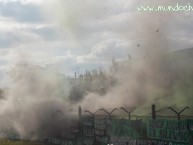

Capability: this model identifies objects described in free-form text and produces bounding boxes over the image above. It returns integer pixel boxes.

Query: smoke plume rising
[0,0,192,140]
[0,57,78,139]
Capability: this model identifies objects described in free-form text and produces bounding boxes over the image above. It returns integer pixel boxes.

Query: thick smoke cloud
[73,0,193,112]
[0,57,78,139]
[0,0,192,140]
[77,1,171,110]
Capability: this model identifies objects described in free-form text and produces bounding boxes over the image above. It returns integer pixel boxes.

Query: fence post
[152,104,156,119]
[168,106,189,121]
[79,106,82,119]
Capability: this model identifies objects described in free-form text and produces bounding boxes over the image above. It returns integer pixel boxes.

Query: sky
[0,0,193,87]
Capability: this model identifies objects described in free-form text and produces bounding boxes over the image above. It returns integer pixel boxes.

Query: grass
[0,139,47,145]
